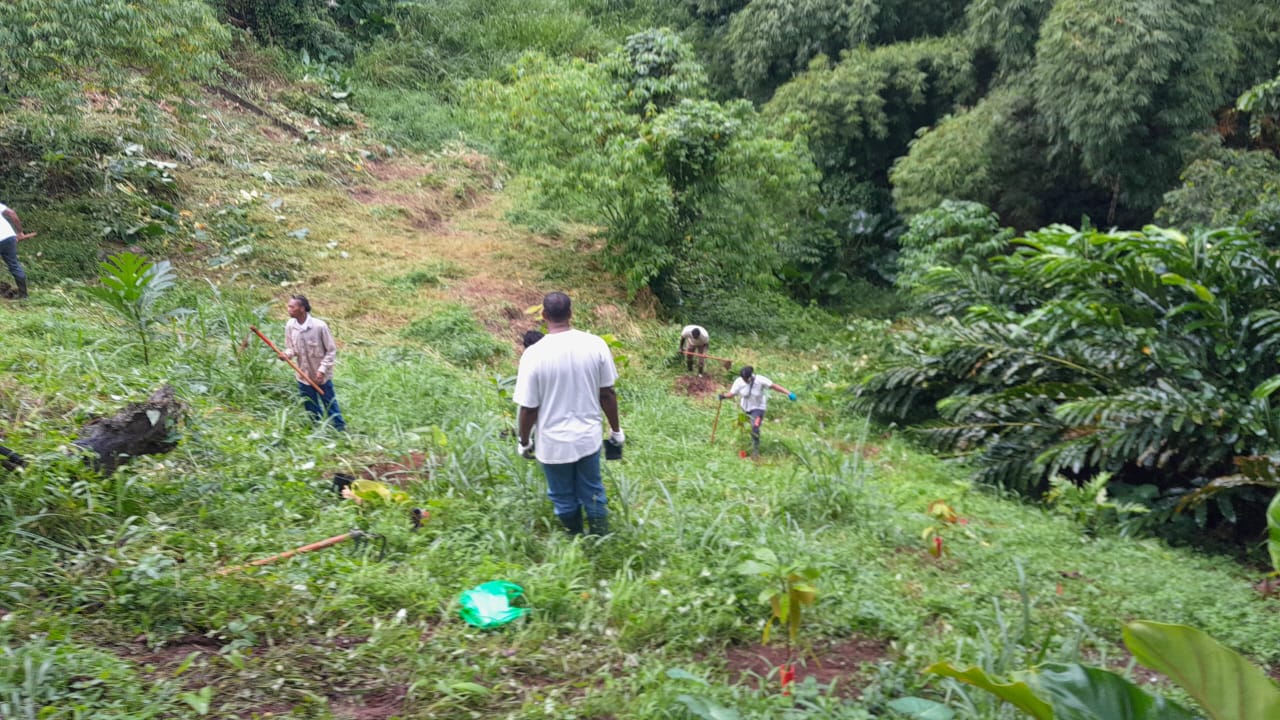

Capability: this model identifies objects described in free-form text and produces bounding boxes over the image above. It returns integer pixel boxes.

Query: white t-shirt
[681,325,709,345]
[513,328,619,464]
[0,204,13,239]
[728,374,772,413]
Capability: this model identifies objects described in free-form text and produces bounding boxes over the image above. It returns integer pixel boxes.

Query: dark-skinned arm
[599,386,620,433]
[518,406,539,445]
[4,208,33,241]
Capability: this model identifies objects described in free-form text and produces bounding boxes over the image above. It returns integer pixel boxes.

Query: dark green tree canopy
[1032,0,1232,221]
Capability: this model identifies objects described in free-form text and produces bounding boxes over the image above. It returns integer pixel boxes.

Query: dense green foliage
[858,219,1280,540]
[468,31,825,317]
[0,0,227,107]
[1156,144,1280,245]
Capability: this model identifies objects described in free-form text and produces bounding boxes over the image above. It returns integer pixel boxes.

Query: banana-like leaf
[1027,663,1196,720]
[1123,621,1280,720]
[925,663,1053,720]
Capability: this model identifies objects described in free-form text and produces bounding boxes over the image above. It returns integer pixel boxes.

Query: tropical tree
[856,224,1280,535]
[1032,0,1232,223]
[469,32,823,309]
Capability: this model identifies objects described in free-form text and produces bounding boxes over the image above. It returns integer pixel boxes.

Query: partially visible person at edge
[679,324,709,374]
[720,365,794,457]
[0,202,35,299]
[281,294,346,431]
[514,292,623,536]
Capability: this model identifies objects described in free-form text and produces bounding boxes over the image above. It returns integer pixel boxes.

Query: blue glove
[788,392,797,401]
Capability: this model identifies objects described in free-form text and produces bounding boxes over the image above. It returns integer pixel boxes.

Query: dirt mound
[360,452,429,486]
[724,636,890,698]
[675,375,720,396]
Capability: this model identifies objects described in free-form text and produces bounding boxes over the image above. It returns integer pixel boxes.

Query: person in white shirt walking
[679,325,710,374]
[280,295,346,431]
[0,202,35,299]
[514,292,623,536]
[719,365,795,457]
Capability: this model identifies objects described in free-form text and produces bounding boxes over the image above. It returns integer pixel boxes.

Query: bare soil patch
[328,685,408,720]
[120,633,226,669]
[675,375,720,397]
[359,451,430,486]
[724,636,890,698]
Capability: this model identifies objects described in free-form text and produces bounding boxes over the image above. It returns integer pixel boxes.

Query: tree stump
[73,385,184,474]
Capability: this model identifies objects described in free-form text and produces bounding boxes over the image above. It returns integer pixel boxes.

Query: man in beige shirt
[679,325,709,374]
[281,295,345,430]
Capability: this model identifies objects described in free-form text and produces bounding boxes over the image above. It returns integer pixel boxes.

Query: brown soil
[365,159,431,183]
[119,634,226,669]
[328,685,408,720]
[360,451,430,486]
[675,375,720,397]
[0,282,24,299]
[347,187,445,231]
[724,636,890,698]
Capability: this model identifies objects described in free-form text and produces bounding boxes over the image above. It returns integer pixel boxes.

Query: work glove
[788,392,797,401]
[518,439,535,459]
[609,429,625,446]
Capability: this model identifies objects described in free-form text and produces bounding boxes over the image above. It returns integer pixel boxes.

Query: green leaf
[750,547,779,565]
[665,668,709,685]
[886,697,955,720]
[1123,621,1280,720]
[178,686,213,715]
[1027,662,1197,720]
[925,662,1053,720]
[1252,375,1280,400]
[676,694,744,720]
[1268,491,1280,573]
[733,560,772,576]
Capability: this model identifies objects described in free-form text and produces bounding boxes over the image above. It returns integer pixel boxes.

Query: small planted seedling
[734,547,819,694]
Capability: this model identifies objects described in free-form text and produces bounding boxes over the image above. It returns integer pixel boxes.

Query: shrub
[855,225,1280,540]
[402,304,509,366]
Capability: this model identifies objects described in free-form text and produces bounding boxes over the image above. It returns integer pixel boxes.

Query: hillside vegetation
[2,1,1280,719]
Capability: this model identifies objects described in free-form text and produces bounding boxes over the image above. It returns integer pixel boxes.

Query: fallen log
[73,385,184,474]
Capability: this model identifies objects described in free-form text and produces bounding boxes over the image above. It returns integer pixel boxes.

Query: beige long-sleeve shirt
[284,314,337,383]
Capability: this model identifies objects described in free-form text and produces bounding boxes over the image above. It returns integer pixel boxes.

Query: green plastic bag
[458,580,528,629]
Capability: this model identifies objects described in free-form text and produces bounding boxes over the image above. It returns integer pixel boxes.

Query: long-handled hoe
[710,397,723,443]
[250,325,325,395]
[681,350,734,371]
[216,529,385,575]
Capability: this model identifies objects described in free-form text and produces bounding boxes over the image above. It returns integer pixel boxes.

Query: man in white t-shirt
[514,292,623,536]
[0,202,35,299]
[719,365,795,457]
[679,325,709,374]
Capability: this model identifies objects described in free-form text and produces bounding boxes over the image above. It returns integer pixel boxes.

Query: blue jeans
[298,379,345,430]
[539,450,606,519]
[0,236,24,283]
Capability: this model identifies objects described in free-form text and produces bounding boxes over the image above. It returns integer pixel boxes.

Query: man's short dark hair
[543,292,571,322]
[521,329,544,348]
[691,328,702,339]
[740,365,754,381]
[291,294,312,313]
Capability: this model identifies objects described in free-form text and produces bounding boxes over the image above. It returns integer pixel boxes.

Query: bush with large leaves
[856,223,1280,529]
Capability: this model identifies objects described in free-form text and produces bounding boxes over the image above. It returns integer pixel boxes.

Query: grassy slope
[0,88,1277,720]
